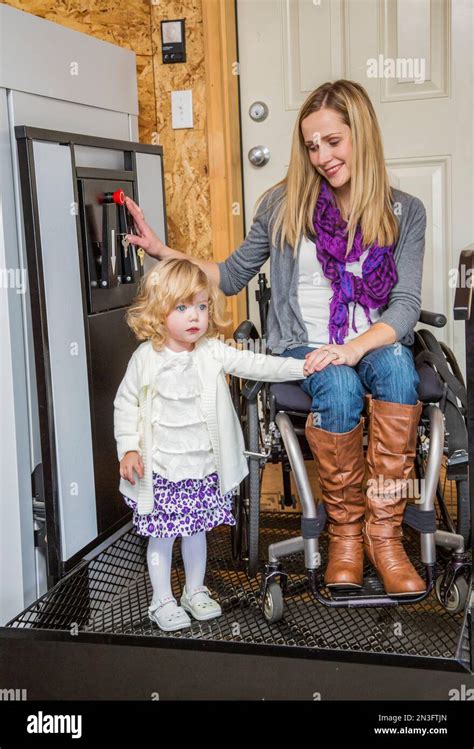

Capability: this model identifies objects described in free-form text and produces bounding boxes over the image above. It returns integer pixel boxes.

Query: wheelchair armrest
[233,319,260,343]
[418,309,447,328]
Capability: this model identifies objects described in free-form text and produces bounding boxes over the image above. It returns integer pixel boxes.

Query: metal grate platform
[6,513,470,668]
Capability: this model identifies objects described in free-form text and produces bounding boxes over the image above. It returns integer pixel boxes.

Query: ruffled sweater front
[151,346,217,481]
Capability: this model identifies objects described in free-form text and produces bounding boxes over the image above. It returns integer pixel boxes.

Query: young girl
[114,258,313,632]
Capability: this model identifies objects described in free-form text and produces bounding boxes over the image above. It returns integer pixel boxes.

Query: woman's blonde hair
[256,79,399,257]
[126,258,231,350]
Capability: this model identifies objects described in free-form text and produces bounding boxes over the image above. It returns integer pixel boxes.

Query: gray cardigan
[218,186,427,354]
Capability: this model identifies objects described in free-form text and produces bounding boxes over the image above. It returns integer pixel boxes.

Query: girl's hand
[124,196,167,260]
[304,342,363,373]
[119,450,144,485]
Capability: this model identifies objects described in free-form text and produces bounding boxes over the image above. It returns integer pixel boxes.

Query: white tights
[147,531,207,605]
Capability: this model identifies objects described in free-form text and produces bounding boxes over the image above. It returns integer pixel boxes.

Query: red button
[113,189,125,205]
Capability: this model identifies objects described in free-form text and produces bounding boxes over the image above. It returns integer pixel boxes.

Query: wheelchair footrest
[329,575,386,601]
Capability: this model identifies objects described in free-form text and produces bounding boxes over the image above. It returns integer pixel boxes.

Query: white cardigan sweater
[113,336,306,514]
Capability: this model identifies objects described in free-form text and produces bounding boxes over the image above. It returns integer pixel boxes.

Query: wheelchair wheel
[229,387,262,577]
[455,478,471,547]
[244,397,262,578]
[415,329,470,545]
[263,582,284,623]
[440,341,466,390]
[415,414,470,548]
[230,376,244,561]
[230,483,244,562]
[229,374,242,421]
[435,574,468,615]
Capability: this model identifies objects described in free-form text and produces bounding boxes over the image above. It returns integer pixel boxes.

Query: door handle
[248,145,270,167]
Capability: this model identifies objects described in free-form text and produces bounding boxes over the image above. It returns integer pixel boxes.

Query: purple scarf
[312,179,397,345]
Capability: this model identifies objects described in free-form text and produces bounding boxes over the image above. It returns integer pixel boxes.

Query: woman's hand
[304,342,364,373]
[119,450,144,485]
[124,196,168,260]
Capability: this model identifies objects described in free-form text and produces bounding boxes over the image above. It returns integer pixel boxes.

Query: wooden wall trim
[202,0,247,332]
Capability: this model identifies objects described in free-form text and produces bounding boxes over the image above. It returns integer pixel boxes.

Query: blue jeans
[279,343,420,433]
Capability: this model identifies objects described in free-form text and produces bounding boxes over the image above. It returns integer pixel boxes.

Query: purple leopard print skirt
[122,470,237,538]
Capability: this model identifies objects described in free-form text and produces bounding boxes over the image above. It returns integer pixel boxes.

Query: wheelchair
[230,273,472,622]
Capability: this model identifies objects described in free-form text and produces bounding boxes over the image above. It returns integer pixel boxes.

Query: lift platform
[1,513,472,700]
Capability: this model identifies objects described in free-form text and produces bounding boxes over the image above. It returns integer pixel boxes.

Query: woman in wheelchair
[123,79,429,598]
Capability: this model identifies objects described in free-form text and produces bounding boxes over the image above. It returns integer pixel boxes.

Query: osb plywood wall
[2,0,212,259]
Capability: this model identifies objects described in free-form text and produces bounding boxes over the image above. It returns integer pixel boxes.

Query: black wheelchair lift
[0,251,473,701]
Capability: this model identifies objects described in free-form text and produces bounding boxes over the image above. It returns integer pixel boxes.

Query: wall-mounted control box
[161,19,186,63]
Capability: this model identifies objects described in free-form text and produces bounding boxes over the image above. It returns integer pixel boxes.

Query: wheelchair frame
[230,272,472,622]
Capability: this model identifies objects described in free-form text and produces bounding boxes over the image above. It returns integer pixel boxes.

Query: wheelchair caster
[435,573,468,614]
[263,582,284,623]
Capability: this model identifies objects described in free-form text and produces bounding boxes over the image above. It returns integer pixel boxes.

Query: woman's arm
[346,321,397,359]
[303,322,396,372]
[125,192,274,294]
[375,197,427,340]
[124,196,221,285]
[216,194,273,295]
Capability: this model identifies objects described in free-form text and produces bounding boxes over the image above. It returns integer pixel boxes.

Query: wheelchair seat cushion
[269,359,443,416]
[270,382,312,413]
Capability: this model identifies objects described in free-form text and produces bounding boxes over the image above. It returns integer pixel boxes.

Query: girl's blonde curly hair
[126,258,231,351]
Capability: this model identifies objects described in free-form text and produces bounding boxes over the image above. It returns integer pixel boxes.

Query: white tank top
[297,234,381,347]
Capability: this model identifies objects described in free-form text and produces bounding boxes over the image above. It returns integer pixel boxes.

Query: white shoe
[148,595,192,632]
[180,585,222,621]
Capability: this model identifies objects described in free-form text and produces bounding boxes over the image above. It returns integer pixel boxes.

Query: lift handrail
[453,245,474,321]
[453,245,474,608]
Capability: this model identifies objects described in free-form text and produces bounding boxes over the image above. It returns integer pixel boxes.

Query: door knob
[248,145,270,167]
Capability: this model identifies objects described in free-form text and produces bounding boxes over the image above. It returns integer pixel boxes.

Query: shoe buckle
[188,585,209,600]
[151,594,175,612]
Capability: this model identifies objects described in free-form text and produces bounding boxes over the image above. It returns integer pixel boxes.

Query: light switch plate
[171,90,193,129]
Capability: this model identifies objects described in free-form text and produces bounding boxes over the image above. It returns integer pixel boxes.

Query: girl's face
[301,108,352,187]
[165,289,209,351]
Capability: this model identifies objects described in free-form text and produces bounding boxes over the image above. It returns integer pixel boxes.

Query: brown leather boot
[363,397,426,596]
[305,414,365,588]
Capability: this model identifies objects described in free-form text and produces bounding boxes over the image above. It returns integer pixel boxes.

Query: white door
[236,0,474,372]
